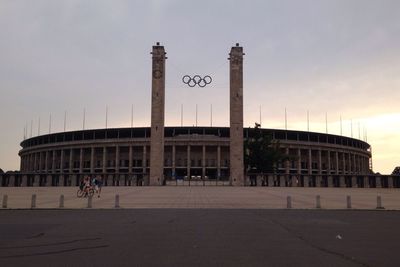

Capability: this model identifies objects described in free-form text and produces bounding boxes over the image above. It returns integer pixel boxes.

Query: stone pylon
[149,42,166,186]
[229,43,245,186]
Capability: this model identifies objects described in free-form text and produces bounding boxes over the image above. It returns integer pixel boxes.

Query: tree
[244,123,289,186]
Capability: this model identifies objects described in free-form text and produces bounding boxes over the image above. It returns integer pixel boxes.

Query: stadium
[1,43,399,188]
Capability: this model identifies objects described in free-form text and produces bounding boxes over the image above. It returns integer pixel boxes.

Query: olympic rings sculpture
[182,75,212,87]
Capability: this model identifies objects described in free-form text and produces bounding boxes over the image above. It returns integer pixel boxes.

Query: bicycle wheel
[88,188,95,197]
[77,189,84,198]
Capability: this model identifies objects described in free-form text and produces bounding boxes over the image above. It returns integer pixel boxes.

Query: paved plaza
[1,209,400,267]
[1,186,399,210]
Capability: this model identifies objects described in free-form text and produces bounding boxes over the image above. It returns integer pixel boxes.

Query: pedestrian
[95,175,103,197]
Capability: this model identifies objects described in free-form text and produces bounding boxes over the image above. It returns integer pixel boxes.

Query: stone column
[297,149,301,175]
[318,150,322,175]
[69,149,73,173]
[327,151,331,175]
[388,176,394,188]
[102,147,107,173]
[308,149,312,175]
[39,152,43,173]
[351,176,357,188]
[342,151,346,174]
[128,146,133,174]
[340,175,345,187]
[9,175,15,187]
[51,150,57,173]
[187,145,191,180]
[46,174,52,186]
[285,147,290,185]
[202,145,206,179]
[34,153,38,172]
[360,156,364,174]
[217,145,221,178]
[21,174,28,186]
[364,176,369,188]
[327,176,333,187]
[115,145,120,174]
[376,176,382,188]
[58,150,63,174]
[142,145,147,175]
[229,43,245,186]
[268,175,274,187]
[19,156,24,172]
[316,175,321,187]
[79,148,83,174]
[172,145,176,179]
[348,153,352,175]
[90,147,95,174]
[44,151,49,173]
[149,42,166,186]
[59,175,65,186]
[335,151,339,174]
[303,176,309,187]
[279,175,285,187]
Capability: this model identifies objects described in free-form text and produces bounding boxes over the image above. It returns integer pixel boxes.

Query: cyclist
[93,175,103,197]
[83,176,91,197]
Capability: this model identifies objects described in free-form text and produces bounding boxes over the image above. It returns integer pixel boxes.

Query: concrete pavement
[0,209,399,267]
[1,187,400,209]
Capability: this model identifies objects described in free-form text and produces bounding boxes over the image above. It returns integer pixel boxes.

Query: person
[93,175,103,197]
[83,176,91,197]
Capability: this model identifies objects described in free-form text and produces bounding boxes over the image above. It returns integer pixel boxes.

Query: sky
[0,0,399,173]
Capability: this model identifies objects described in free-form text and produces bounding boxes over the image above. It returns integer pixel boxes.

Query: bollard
[2,195,8,208]
[376,195,384,209]
[346,195,351,209]
[115,194,120,208]
[87,196,92,208]
[287,196,292,209]
[316,195,321,209]
[31,194,36,209]
[59,195,64,208]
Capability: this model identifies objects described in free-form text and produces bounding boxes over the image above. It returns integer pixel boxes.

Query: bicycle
[77,186,95,198]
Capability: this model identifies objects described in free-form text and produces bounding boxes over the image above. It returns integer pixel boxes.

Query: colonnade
[1,173,399,188]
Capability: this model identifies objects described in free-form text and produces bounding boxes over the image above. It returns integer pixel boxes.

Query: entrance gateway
[149,43,245,186]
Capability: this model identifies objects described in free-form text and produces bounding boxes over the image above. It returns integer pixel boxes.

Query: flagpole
[49,114,51,134]
[38,117,40,136]
[131,104,133,128]
[195,104,198,127]
[106,105,108,129]
[64,111,67,132]
[285,107,287,130]
[83,108,86,130]
[180,104,183,127]
[325,112,328,134]
[307,110,309,132]
[210,104,213,127]
[350,119,353,138]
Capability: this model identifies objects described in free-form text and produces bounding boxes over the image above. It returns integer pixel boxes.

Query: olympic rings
[182,75,212,88]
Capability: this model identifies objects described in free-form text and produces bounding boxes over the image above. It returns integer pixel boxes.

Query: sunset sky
[0,0,399,173]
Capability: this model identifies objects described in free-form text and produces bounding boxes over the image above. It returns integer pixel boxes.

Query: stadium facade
[1,43,399,188]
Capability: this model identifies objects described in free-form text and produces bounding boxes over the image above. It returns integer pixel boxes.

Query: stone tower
[229,43,245,186]
[149,42,166,186]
